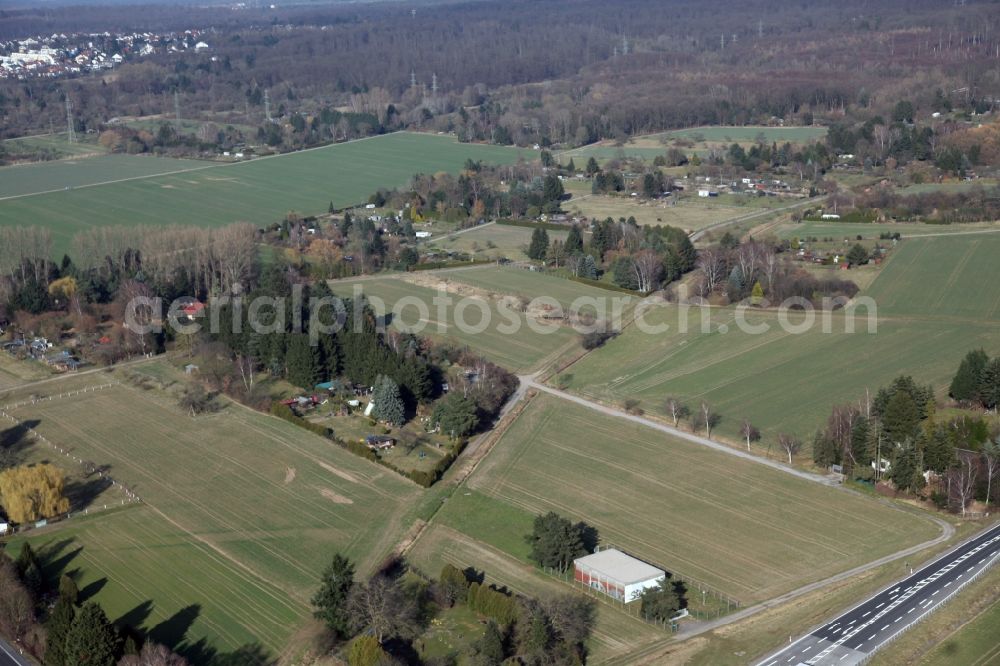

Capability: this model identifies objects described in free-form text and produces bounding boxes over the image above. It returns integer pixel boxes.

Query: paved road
[0,638,31,666]
[757,522,1000,666]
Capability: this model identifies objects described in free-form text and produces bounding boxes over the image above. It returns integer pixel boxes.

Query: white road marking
[869,634,877,640]
[908,607,916,613]
[881,625,890,631]
[876,602,885,608]
[932,590,940,596]
[862,611,871,618]
[802,647,812,653]
[945,582,953,587]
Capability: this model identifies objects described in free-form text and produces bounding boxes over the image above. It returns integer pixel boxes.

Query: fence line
[0,381,120,412]
[0,407,141,534]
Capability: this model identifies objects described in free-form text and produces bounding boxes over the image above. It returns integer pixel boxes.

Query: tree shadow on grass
[36,537,82,579]
[78,577,108,603]
[0,419,41,468]
[149,604,201,652]
[115,600,154,632]
[64,474,114,511]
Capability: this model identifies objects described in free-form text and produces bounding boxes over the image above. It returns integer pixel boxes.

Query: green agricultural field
[462,394,938,604]
[564,234,1000,446]
[0,154,205,199]
[865,234,1000,321]
[4,378,421,656]
[563,304,1000,447]
[0,132,527,253]
[423,222,570,261]
[7,507,303,658]
[329,272,590,372]
[406,522,668,665]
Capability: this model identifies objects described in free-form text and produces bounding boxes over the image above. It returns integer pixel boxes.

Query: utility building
[573,549,665,603]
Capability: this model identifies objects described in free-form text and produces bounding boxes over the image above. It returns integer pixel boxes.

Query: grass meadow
[456,394,938,604]
[1,133,108,160]
[0,132,526,253]
[564,234,1000,447]
[423,223,570,261]
[329,269,624,372]
[5,377,421,655]
[558,126,826,164]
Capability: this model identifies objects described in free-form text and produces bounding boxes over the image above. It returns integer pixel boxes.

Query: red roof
[181,302,205,317]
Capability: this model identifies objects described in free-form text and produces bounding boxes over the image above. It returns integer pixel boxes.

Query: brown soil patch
[284,466,296,484]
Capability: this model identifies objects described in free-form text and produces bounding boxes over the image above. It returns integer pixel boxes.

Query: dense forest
[3,0,1000,149]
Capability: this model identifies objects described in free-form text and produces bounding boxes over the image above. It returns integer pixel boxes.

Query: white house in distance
[573,548,665,603]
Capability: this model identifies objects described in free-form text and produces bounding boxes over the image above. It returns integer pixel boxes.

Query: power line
[65,97,75,144]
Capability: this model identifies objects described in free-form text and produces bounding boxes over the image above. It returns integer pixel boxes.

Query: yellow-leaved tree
[0,464,70,523]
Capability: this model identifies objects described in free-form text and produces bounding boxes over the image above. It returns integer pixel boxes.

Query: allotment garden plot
[464,394,938,604]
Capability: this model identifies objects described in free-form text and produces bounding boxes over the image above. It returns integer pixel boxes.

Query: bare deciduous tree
[778,432,803,464]
[740,418,761,451]
[665,397,689,428]
[949,452,979,516]
[347,575,417,644]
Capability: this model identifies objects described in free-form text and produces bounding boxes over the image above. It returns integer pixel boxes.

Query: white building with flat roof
[574,548,665,603]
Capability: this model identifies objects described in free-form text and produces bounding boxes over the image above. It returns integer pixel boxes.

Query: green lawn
[463,394,939,604]
[0,132,527,253]
[0,154,205,199]
[4,377,421,656]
